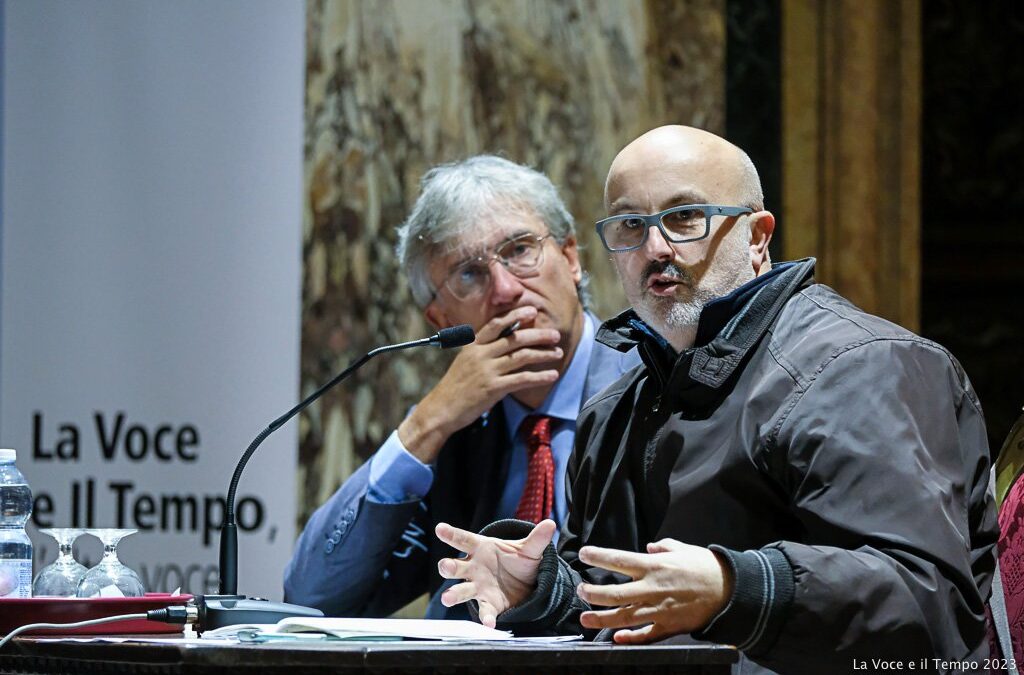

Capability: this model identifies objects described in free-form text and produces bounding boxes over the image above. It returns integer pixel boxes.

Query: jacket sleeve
[283,459,430,616]
[703,338,998,673]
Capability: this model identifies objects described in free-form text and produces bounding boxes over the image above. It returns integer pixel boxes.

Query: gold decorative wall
[782,0,921,331]
[299,0,726,526]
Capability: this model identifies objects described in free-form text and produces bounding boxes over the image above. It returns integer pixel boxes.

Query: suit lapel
[466,405,511,531]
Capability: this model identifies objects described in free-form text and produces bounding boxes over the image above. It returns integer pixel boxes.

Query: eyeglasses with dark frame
[595,204,753,252]
[434,232,554,302]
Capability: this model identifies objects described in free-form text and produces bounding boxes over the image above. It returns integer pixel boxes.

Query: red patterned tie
[514,415,555,523]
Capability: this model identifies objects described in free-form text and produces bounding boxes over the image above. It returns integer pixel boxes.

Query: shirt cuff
[367,429,434,503]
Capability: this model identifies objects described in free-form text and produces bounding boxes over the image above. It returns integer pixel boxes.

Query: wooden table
[1,636,738,674]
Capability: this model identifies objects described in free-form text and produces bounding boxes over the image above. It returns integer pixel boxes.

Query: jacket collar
[596,258,817,412]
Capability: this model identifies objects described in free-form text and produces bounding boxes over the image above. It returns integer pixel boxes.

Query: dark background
[920,0,1024,453]
[726,0,1023,452]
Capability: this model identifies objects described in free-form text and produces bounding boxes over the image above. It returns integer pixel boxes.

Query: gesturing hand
[576,538,734,644]
[435,519,557,628]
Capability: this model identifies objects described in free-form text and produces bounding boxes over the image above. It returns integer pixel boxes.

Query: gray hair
[396,155,588,308]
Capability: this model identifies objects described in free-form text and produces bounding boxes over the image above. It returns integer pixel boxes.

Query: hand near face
[577,539,734,644]
[398,305,562,464]
[435,519,557,628]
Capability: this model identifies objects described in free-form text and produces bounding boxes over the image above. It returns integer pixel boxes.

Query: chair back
[989,408,1024,672]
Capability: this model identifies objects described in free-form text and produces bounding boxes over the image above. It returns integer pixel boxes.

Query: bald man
[433,126,997,674]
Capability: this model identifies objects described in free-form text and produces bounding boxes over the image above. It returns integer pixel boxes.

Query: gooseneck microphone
[218,324,475,596]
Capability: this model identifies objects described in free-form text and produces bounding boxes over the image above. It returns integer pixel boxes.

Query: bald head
[599,125,775,351]
[604,125,763,214]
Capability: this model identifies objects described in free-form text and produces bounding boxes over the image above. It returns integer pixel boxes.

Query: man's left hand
[576,539,734,644]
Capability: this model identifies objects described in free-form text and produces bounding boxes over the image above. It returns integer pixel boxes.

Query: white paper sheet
[201,618,583,644]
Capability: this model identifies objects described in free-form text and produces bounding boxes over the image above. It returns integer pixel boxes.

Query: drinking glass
[75,529,145,597]
[32,528,89,597]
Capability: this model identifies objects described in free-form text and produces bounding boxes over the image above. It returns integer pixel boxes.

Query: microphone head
[436,324,475,349]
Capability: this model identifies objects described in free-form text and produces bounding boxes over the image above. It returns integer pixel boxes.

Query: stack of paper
[202,617,581,644]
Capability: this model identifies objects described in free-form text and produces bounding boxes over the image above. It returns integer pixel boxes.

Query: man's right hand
[397,306,562,464]
[435,519,557,628]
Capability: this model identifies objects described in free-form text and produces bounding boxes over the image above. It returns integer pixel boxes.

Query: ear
[559,235,583,285]
[423,300,452,330]
[748,211,775,275]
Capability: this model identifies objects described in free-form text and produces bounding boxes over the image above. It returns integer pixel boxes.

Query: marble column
[299,0,727,525]
[782,0,921,330]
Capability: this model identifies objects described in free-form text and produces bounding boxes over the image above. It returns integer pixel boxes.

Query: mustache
[642,261,694,286]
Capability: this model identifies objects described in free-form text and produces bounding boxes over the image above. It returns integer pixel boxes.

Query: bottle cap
[0,449,16,462]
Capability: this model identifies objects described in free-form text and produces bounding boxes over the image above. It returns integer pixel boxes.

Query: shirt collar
[502,312,595,437]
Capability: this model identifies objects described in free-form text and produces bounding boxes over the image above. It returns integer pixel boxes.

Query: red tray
[0,593,193,635]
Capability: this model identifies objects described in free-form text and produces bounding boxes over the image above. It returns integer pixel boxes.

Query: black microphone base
[193,594,324,632]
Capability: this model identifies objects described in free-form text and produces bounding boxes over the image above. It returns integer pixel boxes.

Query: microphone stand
[196,327,474,630]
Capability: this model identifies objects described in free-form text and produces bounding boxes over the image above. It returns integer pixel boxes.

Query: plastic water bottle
[0,448,33,598]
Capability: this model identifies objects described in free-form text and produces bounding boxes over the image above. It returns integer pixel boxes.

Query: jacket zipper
[639,342,667,413]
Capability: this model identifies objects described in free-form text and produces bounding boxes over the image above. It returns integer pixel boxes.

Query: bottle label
[0,559,32,598]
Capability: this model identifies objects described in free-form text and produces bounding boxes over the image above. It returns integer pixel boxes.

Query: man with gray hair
[284,155,639,619]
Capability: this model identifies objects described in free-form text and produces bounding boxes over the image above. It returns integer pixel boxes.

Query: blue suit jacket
[283,331,639,618]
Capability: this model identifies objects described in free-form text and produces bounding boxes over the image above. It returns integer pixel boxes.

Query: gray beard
[634,243,755,339]
[635,275,713,335]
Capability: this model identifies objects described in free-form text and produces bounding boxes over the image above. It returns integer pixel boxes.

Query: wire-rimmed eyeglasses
[435,232,554,301]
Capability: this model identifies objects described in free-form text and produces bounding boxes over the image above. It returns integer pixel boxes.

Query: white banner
[0,1,304,600]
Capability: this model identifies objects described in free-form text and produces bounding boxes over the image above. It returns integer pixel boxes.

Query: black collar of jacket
[596,258,817,415]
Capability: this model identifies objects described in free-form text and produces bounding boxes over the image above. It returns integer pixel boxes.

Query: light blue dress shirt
[367,314,597,538]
